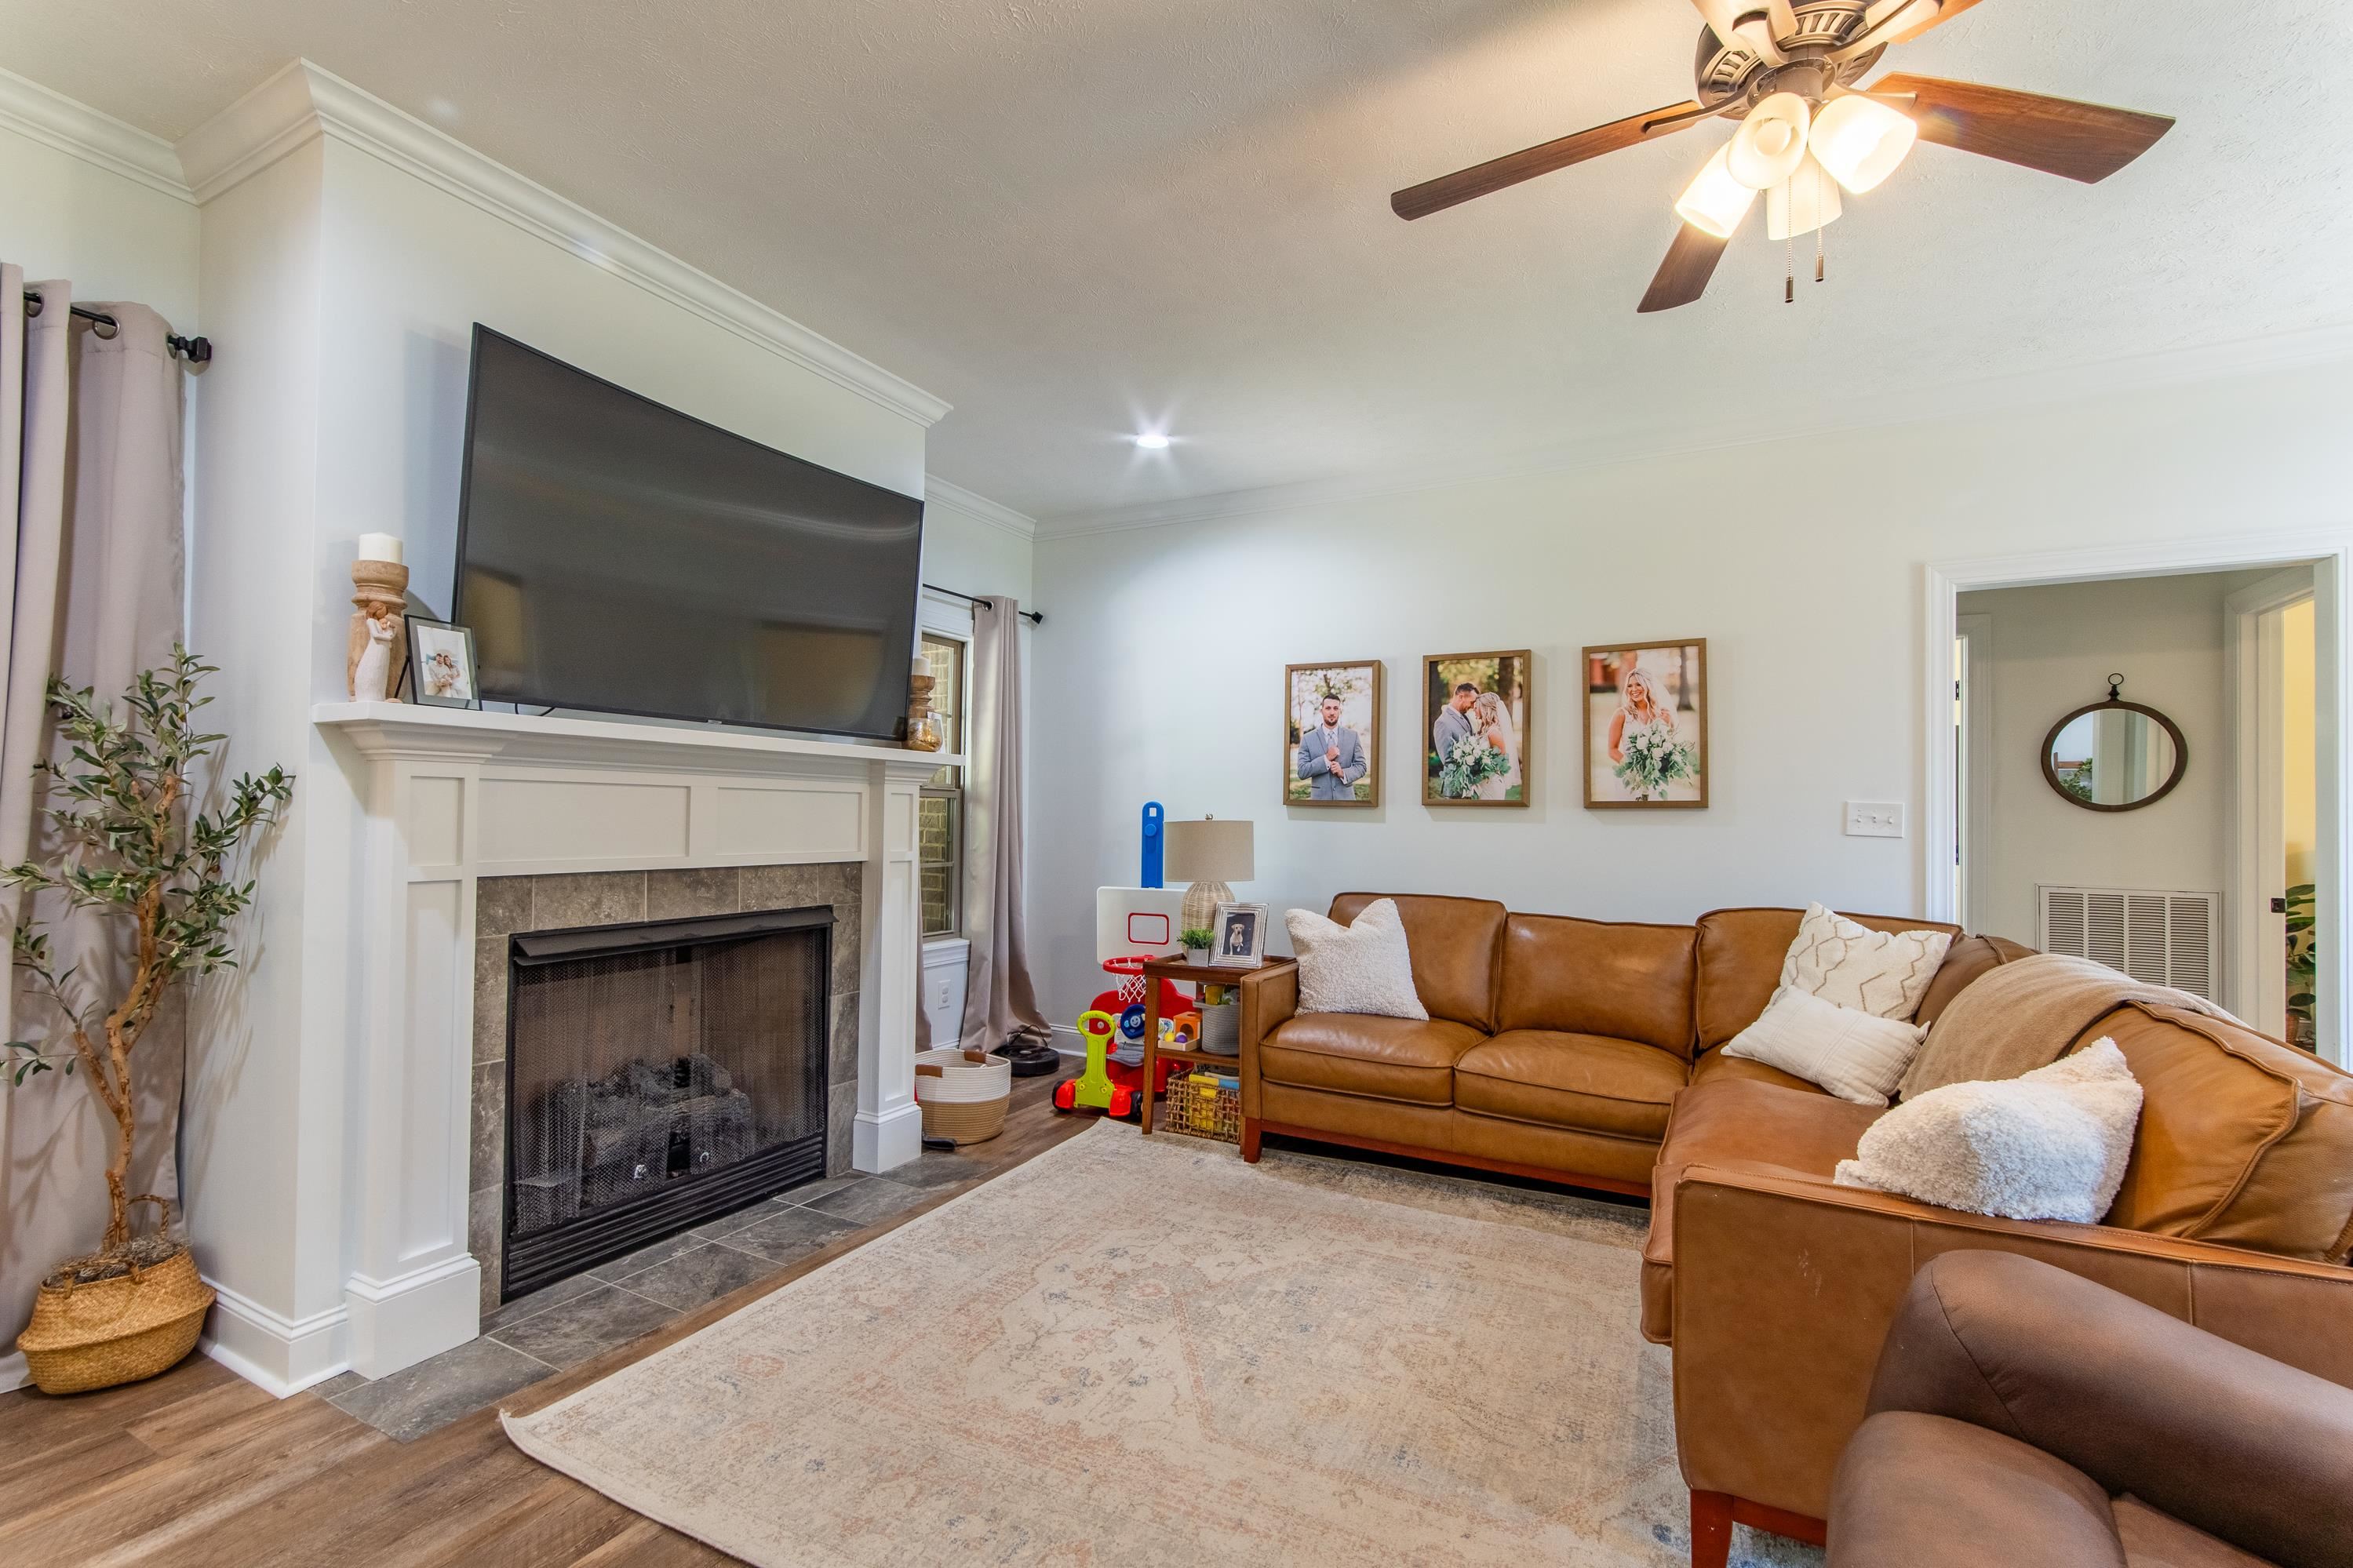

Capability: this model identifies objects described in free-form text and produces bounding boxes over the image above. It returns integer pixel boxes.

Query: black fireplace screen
[502,907,830,1299]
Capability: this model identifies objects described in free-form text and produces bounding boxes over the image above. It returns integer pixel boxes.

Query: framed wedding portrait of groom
[1423,650,1532,808]
[1583,638,1707,809]
[1284,661,1382,807]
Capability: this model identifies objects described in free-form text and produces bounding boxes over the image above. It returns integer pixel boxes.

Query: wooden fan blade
[1889,0,1986,45]
[1870,75,2173,183]
[1637,224,1731,313]
[1392,101,1709,220]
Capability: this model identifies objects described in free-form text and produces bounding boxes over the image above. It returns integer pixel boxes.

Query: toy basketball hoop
[1102,954,1151,1009]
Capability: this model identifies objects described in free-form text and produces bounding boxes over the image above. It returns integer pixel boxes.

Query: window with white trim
[918,634,965,940]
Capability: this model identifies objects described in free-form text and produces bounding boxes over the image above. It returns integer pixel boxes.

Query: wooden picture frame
[1284,660,1383,809]
[1583,638,1708,809]
[1423,650,1533,808]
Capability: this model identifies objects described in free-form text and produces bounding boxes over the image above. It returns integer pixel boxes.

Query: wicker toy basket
[1163,1069,1243,1144]
[914,1046,1013,1145]
[16,1242,215,1395]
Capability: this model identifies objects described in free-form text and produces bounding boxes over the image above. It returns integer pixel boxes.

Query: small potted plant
[1181,928,1215,967]
[4,649,291,1394]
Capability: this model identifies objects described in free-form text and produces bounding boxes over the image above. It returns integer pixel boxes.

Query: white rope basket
[914,1046,1013,1144]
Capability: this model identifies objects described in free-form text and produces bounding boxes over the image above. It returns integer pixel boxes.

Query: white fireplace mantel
[313,700,952,1378]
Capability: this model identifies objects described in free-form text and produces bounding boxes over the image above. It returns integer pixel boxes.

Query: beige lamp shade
[1167,817,1253,936]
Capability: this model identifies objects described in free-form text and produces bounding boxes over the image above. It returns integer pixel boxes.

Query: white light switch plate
[1844,801,1905,839]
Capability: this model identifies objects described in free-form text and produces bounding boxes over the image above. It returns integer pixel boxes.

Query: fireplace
[501,907,832,1299]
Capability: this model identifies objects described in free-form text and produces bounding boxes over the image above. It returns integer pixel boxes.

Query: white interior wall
[1028,358,2353,1028]
[1958,571,2265,948]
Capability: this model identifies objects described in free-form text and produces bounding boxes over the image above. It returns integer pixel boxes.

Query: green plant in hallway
[2,648,292,1392]
[2284,882,2317,1050]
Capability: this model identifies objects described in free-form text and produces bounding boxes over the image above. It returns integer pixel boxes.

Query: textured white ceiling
[9,1,2349,524]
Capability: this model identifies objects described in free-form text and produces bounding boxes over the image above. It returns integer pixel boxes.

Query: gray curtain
[957,598,1050,1050]
[0,271,188,1354]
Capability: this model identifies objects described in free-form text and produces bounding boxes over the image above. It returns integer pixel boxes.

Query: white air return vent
[2038,886,2218,999]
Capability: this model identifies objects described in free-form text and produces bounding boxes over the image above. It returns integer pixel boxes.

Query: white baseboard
[0,1348,26,1393]
[344,1253,482,1380]
[200,1279,350,1398]
[852,1101,923,1172]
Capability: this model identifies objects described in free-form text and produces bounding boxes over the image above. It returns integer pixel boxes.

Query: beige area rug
[504,1124,1820,1567]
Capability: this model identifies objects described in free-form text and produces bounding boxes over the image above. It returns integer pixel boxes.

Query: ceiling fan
[1390,1,2174,312]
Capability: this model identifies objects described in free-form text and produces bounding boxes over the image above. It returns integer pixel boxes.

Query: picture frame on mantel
[1424,650,1532,807]
[404,617,482,710]
[1583,638,1708,809]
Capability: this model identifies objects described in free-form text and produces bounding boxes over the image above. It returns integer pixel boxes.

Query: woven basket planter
[16,1243,214,1395]
[915,1046,1012,1146]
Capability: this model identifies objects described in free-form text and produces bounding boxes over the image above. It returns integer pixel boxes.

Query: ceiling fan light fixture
[1726,92,1812,190]
[1765,155,1843,239]
[1811,94,1918,193]
[1674,144,1757,240]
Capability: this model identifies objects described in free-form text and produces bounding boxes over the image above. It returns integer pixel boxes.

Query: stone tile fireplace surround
[469,865,863,1318]
[308,702,943,1384]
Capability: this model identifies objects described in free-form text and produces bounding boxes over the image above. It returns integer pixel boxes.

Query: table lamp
[1165,817,1253,937]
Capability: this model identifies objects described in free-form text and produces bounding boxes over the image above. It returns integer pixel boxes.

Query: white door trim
[1922,529,2351,1066]
[2227,567,2317,1031]
[1955,613,1994,933]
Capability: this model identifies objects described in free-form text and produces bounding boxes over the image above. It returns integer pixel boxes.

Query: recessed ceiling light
[1132,432,1171,450]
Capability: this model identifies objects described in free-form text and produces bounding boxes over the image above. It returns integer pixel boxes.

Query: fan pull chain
[1815,162,1827,284]
[1785,231,1794,305]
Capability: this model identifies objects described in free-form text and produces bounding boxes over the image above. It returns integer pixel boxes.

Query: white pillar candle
[356,532,404,565]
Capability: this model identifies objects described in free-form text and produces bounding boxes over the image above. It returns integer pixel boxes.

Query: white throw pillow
[1779,903,1954,1020]
[1834,1039,2144,1224]
[1721,987,1925,1105]
[1285,899,1427,1020]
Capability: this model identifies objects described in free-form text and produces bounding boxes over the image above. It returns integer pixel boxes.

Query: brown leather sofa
[1826,1250,2353,1568]
[1233,893,1986,1187]
[1658,997,2353,1564]
[1233,891,2353,1566]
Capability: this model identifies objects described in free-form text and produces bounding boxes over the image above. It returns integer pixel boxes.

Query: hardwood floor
[0,1074,1091,1566]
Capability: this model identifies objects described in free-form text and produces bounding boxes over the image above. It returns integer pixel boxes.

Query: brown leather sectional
[1232,892,2353,1567]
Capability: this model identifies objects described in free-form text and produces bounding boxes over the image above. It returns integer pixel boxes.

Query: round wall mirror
[2042,677,2187,812]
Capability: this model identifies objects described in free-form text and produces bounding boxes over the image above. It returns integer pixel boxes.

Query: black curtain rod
[923,583,1042,624]
[22,289,211,364]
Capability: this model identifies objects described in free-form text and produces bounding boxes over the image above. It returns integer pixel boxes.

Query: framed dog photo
[1583,639,1707,809]
[1424,650,1532,807]
[405,617,482,710]
[1284,661,1382,808]
[1211,901,1269,969]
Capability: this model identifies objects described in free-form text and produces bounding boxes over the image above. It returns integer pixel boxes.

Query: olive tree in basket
[3,649,290,1392]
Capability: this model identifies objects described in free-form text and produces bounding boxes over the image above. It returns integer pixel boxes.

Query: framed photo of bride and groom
[1425,651,1531,807]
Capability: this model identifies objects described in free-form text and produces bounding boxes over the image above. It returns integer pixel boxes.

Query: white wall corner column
[317,701,949,1378]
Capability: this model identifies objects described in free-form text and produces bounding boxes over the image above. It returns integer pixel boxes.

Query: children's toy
[1140,801,1166,889]
[1053,1009,1136,1119]
[1097,886,1185,964]
[1089,955,1190,1094]
[1157,1012,1201,1051]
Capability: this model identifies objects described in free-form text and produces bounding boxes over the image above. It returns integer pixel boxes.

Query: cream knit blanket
[1898,952,2230,1101]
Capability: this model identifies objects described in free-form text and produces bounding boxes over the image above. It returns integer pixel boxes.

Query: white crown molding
[924,478,1038,540]
[0,67,192,202]
[1035,320,2353,541]
[176,60,952,428]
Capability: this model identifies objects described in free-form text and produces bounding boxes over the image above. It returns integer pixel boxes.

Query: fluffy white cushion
[1285,898,1427,1020]
[1834,1039,2144,1223]
[1779,903,1954,1020]
[1721,987,1926,1105]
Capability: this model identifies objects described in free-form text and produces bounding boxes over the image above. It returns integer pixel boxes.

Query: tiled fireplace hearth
[282,702,948,1388]
[471,867,862,1315]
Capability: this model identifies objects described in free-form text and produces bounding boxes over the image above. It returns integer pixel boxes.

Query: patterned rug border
[501,1124,1667,1566]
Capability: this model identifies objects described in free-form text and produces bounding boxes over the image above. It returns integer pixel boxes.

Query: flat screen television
[453,325,923,740]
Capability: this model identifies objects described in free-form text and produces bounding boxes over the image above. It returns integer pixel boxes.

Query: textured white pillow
[1721,987,1926,1105]
[1834,1039,2144,1223]
[1285,899,1427,1020]
[1779,903,1954,1020]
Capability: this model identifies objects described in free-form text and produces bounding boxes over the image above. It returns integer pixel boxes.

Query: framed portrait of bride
[1423,651,1532,807]
[1583,639,1707,809]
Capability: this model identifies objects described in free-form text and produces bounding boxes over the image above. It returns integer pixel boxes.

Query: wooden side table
[1138,955,1295,1135]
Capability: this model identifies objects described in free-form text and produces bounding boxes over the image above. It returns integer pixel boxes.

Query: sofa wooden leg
[1240,1118,1262,1162]
[1689,1490,1733,1568]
